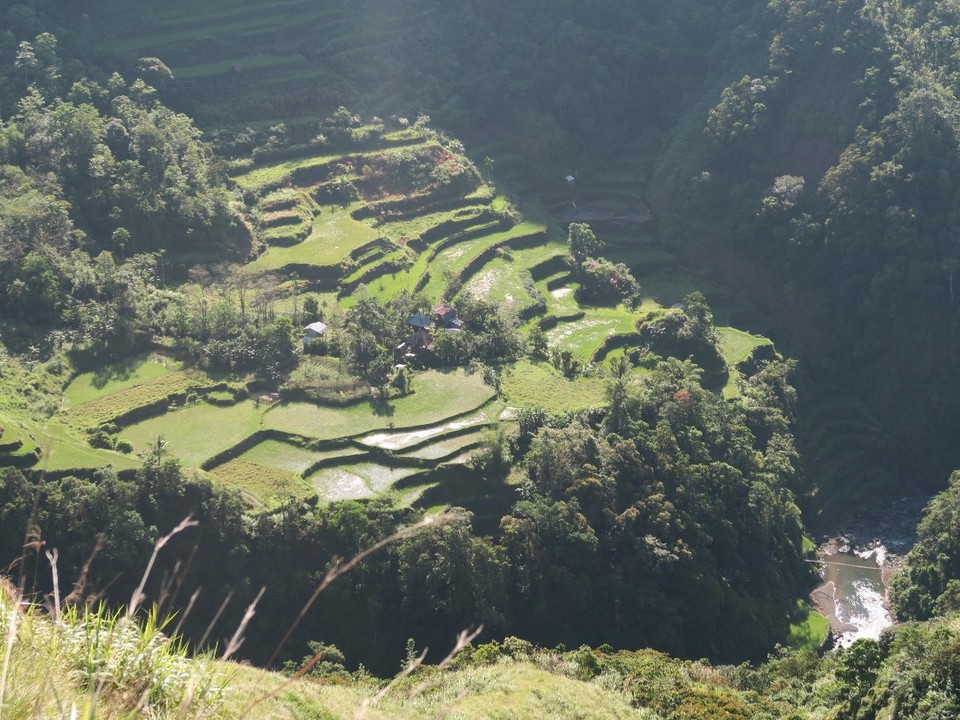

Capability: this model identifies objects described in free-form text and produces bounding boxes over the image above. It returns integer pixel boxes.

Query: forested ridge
[4,0,960,717]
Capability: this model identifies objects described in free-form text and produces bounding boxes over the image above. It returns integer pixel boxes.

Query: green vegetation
[786,600,830,651]
[545,307,639,362]
[210,457,312,504]
[0,584,226,718]
[500,360,607,412]
[63,354,178,408]
[66,369,218,427]
[264,370,495,439]
[121,400,263,467]
[892,470,960,620]
[246,206,380,272]
[240,438,330,473]
[12,554,960,720]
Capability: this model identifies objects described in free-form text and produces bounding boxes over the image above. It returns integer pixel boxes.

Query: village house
[302,320,328,345]
[434,303,463,330]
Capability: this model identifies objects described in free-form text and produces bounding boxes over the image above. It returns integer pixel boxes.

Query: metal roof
[408,312,432,328]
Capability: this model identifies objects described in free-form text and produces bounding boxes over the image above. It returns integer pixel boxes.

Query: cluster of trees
[320,288,524,389]
[499,353,805,660]
[567,223,642,307]
[0,57,252,357]
[891,471,960,620]
[637,291,728,388]
[0,67,245,260]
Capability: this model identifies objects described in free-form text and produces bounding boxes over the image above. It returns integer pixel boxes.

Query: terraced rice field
[264,370,494,438]
[121,400,265,467]
[65,369,225,428]
[106,369,495,503]
[0,415,139,472]
[64,355,178,409]
[309,463,424,498]
[500,361,609,413]
[210,458,314,504]
[239,438,340,473]
[246,205,380,272]
[358,410,490,451]
[545,308,641,363]
[22,18,781,515]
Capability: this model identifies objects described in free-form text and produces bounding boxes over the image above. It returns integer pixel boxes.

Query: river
[812,543,891,647]
[809,496,928,647]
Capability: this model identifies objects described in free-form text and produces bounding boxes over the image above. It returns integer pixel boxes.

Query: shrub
[501,636,534,658]
[87,427,115,449]
[472,641,502,665]
[579,257,642,307]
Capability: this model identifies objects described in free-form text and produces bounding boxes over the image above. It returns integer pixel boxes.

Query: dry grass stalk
[222,586,266,662]
[172,588,202,639]
[354,625,483,719]
[198,590,234,650]
[403,625,484,705]
[354,646,430,719]
[45,548,60,623]
[128,516,198,619]
[63,533,104,607]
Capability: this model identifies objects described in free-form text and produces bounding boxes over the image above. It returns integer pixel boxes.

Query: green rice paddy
[209,458,314,505]
[545,307,640,363]
[246,206,380,272]
[64,355,178,408]
[121,400,264,467]
[264,370,495,439]
[500,361,608,412]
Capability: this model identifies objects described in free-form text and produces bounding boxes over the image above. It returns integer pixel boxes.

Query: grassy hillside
[0,577,823,720]
[10,564,957,720]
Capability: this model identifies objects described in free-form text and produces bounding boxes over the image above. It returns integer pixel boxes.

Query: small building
[302,321,328,345]
[434,303,464,330]
[408,311,432,348]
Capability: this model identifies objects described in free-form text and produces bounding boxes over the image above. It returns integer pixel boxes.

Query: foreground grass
[0,582,225,719]
[3,580,799,720]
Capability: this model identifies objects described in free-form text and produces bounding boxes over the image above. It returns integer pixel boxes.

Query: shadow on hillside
[90,356,145,389]
[371,397,395,417]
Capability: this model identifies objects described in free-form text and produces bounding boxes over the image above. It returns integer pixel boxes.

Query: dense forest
[4,0,960,716]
